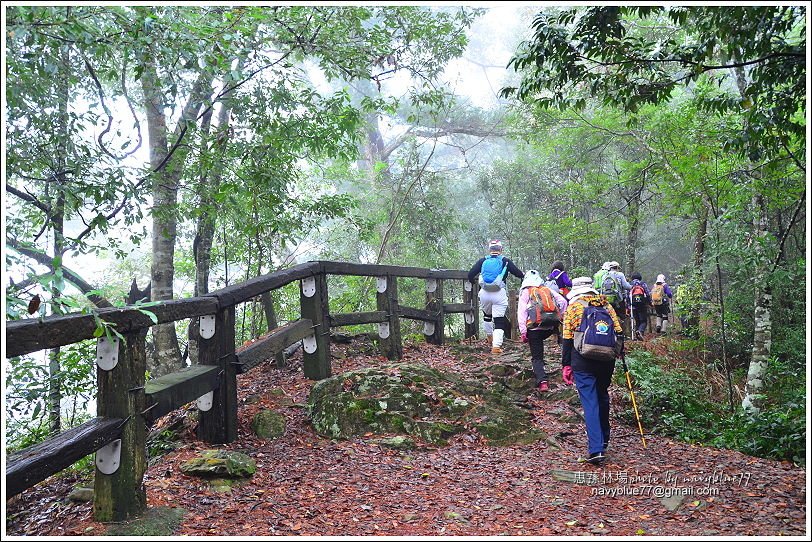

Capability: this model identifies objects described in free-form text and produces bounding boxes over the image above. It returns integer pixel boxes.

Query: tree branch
[771,189,806,274]
[6,238,113,308]
[6,184,51,214]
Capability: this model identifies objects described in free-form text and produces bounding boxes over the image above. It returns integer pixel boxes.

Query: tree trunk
[47,188,65,435]
[188,106,215,365]
[141,57,213,377]
[742,194,772,415]
[48,41,71,435]
[625,189,641,273]
[189,74,235,364]
[260,291,286,368]
[693,201,708,269]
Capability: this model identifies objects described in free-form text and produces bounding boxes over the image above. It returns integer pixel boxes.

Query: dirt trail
[5,338,806,537]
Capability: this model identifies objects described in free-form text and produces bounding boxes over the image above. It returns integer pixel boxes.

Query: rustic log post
[197,306,238,443]
[507,289,518,340]
[376,274,402,360]
[300,272,331,379]
[463,279,479,339]
[425,278,445,345]
[93,328,147,522]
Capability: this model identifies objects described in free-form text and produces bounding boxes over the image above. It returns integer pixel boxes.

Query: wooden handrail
[6,261,473,358]
[4,259,478,516]
[319,260,468,280]
[6,297,219,358]
[6,417,124,498]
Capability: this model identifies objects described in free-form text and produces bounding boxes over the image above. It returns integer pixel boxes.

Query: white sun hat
[521,269,543,289]
[567,276,598,301]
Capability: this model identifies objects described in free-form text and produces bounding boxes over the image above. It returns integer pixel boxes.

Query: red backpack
[527,286,560,330]
[630,282,647,305]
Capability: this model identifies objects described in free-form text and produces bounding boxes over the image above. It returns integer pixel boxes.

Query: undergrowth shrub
[616,348,805,465]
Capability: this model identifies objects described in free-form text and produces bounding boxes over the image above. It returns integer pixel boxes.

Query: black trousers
[630,304,648,334]
[527,327,557,385]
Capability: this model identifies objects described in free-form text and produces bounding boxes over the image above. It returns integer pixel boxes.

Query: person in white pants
[467,239,525,354]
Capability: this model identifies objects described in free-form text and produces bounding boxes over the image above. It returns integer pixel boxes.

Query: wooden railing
[5,260,479,521]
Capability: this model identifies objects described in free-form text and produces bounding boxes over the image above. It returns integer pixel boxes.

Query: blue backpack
[479,255,507,292]
[574,301,618,362]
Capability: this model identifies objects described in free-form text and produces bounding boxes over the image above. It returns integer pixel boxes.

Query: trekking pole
[621,347,647,448]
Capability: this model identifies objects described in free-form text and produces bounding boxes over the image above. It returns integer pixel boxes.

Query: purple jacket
[548,269,572,290]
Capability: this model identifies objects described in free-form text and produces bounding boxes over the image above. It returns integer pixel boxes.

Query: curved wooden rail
[4,260,479,521]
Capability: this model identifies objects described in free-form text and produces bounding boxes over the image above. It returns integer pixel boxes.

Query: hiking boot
[538,381,549,393]
[656,326,661,333]
[491,347,503,355]
[586,452,606,465]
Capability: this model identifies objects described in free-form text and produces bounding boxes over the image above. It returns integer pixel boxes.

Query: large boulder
[307,363,547,446]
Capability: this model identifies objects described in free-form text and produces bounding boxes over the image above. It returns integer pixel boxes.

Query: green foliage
[5,339,97,450]
[503,6,805,163]
[148,429,180,459]
[620,350,805,464]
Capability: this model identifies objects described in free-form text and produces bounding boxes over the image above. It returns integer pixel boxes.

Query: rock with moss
[180,450,256,478]
[251,410,286,439]
[67,487,93,502]
[372,436,416,450]
[307,363,547,446]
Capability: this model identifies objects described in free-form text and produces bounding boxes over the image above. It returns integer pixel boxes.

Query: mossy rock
[180,450,256,478]
[372,436,416,450]
[243,394,263,405]
[468,404,547,446]
[67,487,93,503]
[210,478,234,493]
[308,363,544,447]
[251,410,286,439]
[544,387,580,405]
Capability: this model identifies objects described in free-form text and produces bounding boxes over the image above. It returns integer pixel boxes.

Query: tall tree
[502,5,806,414]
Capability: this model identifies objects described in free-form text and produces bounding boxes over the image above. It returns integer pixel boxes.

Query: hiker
[595,261,632,334]
[518,269,568,393]
[651,274,674,333]
[628,272,651,340]
[548,261,573,297]
[592,262,612,295]
[467,239,524,354]
[673,274,690,330]
[561,276,624,465]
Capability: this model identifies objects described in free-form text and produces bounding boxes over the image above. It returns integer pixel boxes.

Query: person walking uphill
[518,270,568,393]
[628,272,651,340]
[651,274,674,333]
[548,261,573,297]
[560,277,624,465]
[468,239,524,354]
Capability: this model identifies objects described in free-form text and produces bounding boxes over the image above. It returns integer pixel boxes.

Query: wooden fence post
[197,306,238,443]
[93,329,147,522]
[425,278,445,345]
[376,274,402,360]
[463,280,479,339]
[300,272,331,379]
[507,289,518,340]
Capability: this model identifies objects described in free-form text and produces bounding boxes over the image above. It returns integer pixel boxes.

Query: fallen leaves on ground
[5,336,806,536]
